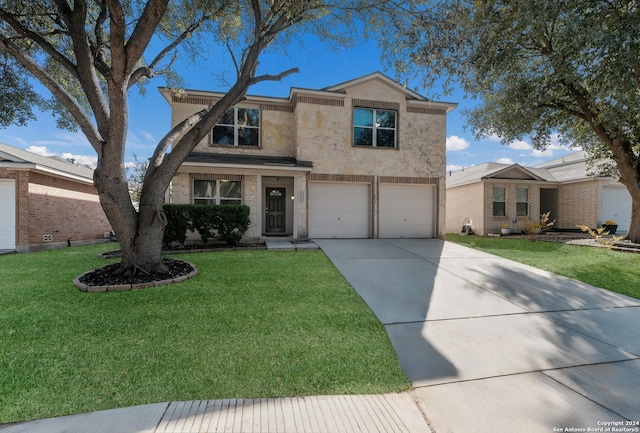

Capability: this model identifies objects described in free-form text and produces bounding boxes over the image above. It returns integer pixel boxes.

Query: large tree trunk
[626,192,640,243]
[610,139,640,243]
[94,140,170,275]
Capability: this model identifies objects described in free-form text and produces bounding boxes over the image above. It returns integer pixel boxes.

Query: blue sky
[0,36,577,171]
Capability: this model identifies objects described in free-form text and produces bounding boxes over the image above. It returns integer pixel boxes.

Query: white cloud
[496,157,514,164]
[61,152,98,168]
[530,148,554,157]
[508,140,532,150]
[483,133,502,143]
[446,164,465,172]
[446,135,470,151]
[27,145,55,156]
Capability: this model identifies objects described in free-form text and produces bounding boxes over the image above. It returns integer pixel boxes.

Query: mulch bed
[75,258,197,292]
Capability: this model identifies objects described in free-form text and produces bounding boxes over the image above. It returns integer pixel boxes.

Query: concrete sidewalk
[0,393,432,433]
[316,239,640,432]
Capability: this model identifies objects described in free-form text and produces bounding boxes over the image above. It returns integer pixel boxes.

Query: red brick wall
[26,172,111,247]
[1,168,112,251]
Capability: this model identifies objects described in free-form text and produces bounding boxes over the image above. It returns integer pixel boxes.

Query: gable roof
[447,150,614,188]
[160,72,458,113]
[447,162,552,187]
[0,142,95,184]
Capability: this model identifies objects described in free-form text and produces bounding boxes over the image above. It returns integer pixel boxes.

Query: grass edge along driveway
[447,233,640,300]
[0,244,410,424]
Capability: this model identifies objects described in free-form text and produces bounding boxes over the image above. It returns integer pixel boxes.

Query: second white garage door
[309,182,370,238]
[379,184,435,238]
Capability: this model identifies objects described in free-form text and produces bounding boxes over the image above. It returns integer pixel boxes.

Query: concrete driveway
[315,238,640,432]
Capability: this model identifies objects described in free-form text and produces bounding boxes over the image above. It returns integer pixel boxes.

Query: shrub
[162,204,192,247]
[520,211,555,242]
[162,204,251,247]
[189,204,217,245]
[213,205,251,246]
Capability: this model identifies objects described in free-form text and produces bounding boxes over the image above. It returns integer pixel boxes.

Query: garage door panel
[0,180,16,249]
[379,184,435,238]
[602,187,632,232]
[309,182,370,238]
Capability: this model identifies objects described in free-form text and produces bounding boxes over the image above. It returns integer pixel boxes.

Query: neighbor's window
[193,179,242,205]
[493,187,506,216]
[353,108,397,148]
[212,107,260,147]
[516,188,529,216]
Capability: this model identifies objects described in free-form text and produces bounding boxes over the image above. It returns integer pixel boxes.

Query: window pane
[354,108,373,127]
[238,127,259,146]
[238,108,259,127]
[194,180,216,198]
[493,187,505,202]
[377,129,396,147]
[516,188,528,202]
[213,125,234,145]
[493,202,506,216]
[217,109,234,125]
[220,180,241,199]
[376,110,396,128]
[354,127,373,146]
[517,202,529,216]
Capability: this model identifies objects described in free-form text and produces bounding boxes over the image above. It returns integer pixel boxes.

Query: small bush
[189,204,217,245]
[163,204,251,247]
[213,205,250,246]
[162,204,192,247]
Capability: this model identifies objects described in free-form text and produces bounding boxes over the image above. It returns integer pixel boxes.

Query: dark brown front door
[266,187,286,233]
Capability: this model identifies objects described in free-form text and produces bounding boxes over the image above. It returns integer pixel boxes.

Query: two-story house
[160,72,457,241]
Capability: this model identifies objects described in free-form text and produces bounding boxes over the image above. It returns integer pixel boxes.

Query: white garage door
[309,182,370,238]
[379,184,435,238]
[602,187,632,232]
[0,180,16,249]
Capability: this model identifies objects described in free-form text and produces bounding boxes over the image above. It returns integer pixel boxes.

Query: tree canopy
[0,0,401,274]
[389,0,640,240]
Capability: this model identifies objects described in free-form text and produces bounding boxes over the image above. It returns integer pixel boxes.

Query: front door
[266,187,286,234]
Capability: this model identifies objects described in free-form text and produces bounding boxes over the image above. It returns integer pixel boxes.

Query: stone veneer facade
[163,73,456,240]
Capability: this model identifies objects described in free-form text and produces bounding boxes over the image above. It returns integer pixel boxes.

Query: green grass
[447,234,640,299]
[0,244,409,424]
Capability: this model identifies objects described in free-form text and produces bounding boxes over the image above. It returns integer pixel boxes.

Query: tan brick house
[0,142,112,252]
[446,151,632,236]
[161,72,457,241]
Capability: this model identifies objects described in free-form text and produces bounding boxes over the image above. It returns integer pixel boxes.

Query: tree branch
[124,0,169,78]
[147,107,208,175]
[248,67,300,85]
[0,35,103,152]
[129,13,212,88]
[0,6,78,78]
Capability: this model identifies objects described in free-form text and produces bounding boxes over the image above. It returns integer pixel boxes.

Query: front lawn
[447,234,640,299]
[0,244,409,424]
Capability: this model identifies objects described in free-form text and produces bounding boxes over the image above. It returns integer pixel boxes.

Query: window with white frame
[493,187,506,216]
[516,188,529,216]
[193,179,242,205]
[212,107,260,147]
[353,108,397,148]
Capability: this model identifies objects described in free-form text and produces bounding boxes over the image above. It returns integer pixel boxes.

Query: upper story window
[212,107,260,147]
[493,187,506,216]
[516,188,529,216]
[193,179,242,205]
[353,108,397,148]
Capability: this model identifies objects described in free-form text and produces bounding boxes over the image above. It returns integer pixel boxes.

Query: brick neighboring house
[160,72,457,241]
[0,142,112,252]
[446,151,632,236]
